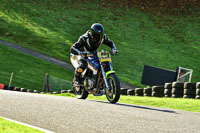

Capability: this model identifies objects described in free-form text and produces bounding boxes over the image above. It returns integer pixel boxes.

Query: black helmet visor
[92,31,103,43]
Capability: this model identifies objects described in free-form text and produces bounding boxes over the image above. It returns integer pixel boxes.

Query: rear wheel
[73,81,88,99]
[105,73,121,104]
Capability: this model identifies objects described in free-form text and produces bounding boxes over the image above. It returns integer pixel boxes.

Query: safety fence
[0,71,44,91]
[0,71,72,92]
[48,74,72,92]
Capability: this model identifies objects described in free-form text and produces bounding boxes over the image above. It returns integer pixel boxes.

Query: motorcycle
[72,50,121,104]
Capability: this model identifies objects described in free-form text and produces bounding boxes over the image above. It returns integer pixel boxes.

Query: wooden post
[9,72,14,87]
[43,73,49,92]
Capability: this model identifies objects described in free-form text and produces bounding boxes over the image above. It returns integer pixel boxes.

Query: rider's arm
[103,34,117,50]
[70,37,85,55]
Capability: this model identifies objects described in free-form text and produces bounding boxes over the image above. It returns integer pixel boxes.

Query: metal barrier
[176,66,193,83]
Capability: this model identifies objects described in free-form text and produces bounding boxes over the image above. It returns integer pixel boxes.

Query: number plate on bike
[97,51,111,62]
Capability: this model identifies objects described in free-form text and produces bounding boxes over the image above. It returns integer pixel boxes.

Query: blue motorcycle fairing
[87,54,99,71]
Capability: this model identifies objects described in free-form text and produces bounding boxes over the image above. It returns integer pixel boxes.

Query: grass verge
[0,44,73,91]
[0,117,43,133]
[53,93,200,113]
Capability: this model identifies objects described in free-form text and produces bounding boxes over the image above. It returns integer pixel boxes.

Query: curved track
[0,90,200,133]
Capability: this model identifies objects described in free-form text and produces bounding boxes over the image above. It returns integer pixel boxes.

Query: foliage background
[0,0,199,87]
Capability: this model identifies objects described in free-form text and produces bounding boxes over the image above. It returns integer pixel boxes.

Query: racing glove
[111,48,118,55]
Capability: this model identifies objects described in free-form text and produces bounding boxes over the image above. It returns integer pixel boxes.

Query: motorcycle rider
[70,23,118,86]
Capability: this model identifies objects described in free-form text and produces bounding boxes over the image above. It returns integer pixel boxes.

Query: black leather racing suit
[70,30,117,78]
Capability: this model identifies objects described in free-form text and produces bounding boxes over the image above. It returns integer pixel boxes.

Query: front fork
[99,61,113,91]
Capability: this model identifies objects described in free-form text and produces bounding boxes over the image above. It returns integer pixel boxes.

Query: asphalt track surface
[0,90,200,133]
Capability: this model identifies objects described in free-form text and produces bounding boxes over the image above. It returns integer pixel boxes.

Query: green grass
[0,117,43,133]
[0,0,199,87]
[0,44,73,91]
[54,93,200,113]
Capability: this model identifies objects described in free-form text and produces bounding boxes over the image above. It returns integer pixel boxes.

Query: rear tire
[105,73,121,104]
[73,86,88,99]
[73,80,88,99]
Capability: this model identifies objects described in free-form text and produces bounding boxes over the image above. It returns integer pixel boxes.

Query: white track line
[0,116,54,133]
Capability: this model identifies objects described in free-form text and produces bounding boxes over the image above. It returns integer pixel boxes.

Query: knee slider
[77,59,87,73]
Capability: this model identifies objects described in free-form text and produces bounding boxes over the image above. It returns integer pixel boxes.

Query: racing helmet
[90,23,104,43]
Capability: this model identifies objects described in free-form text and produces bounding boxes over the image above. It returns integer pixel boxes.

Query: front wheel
[105,73,121,104]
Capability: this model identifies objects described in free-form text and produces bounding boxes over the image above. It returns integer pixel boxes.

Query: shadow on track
[89,100,177,114]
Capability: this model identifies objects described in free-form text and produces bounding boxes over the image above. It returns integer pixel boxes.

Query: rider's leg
[74,59,87,85]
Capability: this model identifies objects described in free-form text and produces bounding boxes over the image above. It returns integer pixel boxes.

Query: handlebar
[81,50,118,57]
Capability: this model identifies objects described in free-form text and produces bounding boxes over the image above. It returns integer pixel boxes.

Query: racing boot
[74,73,81,86]
[74,67,84,86]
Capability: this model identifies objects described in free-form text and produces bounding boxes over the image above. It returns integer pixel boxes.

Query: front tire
[105,73,121,104]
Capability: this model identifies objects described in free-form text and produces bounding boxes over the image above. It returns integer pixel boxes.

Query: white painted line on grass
[0,116,54,133]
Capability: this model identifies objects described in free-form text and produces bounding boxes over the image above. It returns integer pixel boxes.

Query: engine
[84,77,95,89]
